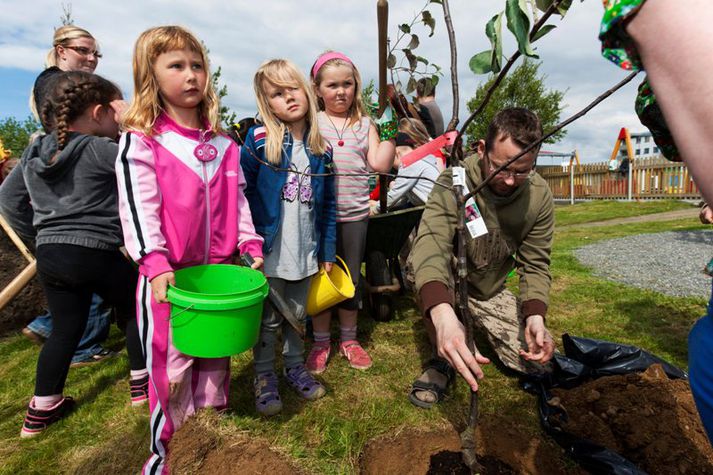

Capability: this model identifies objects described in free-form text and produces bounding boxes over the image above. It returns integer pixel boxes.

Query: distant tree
[212,66,237,129]
[464,60,566,146]
[0,117,42,158]
[60,2,73,25]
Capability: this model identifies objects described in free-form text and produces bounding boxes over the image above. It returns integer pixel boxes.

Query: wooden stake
[0,260,36,313]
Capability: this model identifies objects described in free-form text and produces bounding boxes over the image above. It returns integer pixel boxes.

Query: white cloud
[0,0,645,162]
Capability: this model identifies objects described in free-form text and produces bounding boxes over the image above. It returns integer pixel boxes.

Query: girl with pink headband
[306,51,396,374]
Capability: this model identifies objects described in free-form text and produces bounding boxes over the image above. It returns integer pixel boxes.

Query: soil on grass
[359,417,580,475]
[0,232,44,336]
[168,410,299,475]
[550,364,713,475]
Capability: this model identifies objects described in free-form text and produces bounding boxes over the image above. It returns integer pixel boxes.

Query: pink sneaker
[339,340,372,370]
[306,343,331,374]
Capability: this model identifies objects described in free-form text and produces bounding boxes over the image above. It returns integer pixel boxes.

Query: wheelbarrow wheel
[370,293,393,322]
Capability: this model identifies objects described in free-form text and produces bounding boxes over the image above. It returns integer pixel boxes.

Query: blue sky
[0,0,643,163]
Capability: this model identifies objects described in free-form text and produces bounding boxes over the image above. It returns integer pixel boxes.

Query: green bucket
[167,264,268,358]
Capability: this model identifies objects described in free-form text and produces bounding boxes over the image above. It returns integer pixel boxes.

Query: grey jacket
[0,132,123,250]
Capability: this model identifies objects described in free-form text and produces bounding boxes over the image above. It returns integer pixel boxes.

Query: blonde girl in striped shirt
[306,51,395,373]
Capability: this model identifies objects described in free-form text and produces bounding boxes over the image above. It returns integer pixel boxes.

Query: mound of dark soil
[168,410,298,474]
[550,364,713,475]
[360,418,579,475]
[0,231,44,336]
[427,451,515,474]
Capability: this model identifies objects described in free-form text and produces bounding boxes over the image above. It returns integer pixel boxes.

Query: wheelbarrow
[363,205,424,321]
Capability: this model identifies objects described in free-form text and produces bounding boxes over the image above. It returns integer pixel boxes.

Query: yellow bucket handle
[327,255,352,283]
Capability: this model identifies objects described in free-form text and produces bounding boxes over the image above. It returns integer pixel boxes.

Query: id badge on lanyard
[453,167,488,239]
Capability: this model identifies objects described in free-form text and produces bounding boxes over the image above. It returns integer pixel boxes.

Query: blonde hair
[399,118,430,147]
[311,52,367,127]
[45,25,97,68]
[122,26,221,136]
[30,25,97,122]
[254,59,327,165]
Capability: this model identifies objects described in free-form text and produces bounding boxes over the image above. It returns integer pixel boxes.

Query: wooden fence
[538,157,701,201]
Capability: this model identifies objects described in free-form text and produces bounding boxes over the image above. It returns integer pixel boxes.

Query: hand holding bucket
[306,256,355,316]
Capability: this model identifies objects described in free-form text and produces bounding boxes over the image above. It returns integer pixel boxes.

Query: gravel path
[574,229,713,298]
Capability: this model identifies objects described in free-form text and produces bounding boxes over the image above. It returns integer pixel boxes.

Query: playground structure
[538,128,702,201]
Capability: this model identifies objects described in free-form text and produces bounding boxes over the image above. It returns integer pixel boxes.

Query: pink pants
[137,275,230,475]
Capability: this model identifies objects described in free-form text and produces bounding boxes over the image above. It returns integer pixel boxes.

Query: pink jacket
[116,113,263,280]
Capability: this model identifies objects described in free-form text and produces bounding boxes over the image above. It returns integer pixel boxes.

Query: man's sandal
[408,358,456,409]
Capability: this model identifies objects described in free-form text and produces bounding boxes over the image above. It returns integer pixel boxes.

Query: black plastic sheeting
[523,334,688,475]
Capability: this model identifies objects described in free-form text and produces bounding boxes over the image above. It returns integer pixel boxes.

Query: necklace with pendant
[326,115,349,147]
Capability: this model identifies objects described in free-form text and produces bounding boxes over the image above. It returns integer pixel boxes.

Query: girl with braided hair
[3,71,147,438]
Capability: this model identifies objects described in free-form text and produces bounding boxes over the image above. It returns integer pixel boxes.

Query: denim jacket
[240,125,336,263]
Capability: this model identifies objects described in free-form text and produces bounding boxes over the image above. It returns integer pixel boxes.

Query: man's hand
[320,262,333,273]
[151,271,175,303]
[430,303,490,391]
[700,204,713,224]
[519,314,555,363]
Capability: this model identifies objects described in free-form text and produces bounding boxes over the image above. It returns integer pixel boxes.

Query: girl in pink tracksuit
[116,26,263,475]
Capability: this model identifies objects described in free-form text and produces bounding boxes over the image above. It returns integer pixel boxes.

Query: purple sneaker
[254,372,282,416]
[284,364,326,401]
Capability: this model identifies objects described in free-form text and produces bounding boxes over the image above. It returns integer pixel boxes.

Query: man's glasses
[485,153,534,180]
[64,46,102,59]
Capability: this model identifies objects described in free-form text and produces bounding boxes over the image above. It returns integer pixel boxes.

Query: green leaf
[485,12,503,73]
[430,75,440,88]
[387,53,396,69]
[469,50,493,75]
[422,11,436,37]
[406,77,417,94]
[430,0,443,4]
[505,0,537,58]
[535,0,553,11]
[399,23,411,34]
[416,55,429,65]
[407,34,420,50]
[557,0,574,16]
[403,48,418,71]
[531,24,556,42]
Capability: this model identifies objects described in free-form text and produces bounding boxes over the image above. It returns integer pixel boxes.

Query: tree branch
[442,0,459,132]
[453,0,567,160]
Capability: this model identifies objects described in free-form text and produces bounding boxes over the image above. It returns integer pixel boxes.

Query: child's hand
[320,262,333,273]
[151,271,175,303]
[250,257,264,270]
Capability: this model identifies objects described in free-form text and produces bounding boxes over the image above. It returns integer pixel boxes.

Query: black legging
[34,244,145,396]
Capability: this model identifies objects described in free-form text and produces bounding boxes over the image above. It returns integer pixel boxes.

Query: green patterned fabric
[600,0,647,71]
[600,0,681,162]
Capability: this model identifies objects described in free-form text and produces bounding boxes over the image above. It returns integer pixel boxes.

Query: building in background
[630,131,660,158]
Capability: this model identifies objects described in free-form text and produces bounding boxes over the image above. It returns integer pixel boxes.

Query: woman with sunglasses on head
[16,25,116,368]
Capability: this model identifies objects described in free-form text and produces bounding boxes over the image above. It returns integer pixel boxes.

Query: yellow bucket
[306,256,355,316]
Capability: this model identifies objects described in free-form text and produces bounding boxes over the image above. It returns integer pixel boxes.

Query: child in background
[369,130,440,214]
[241,59,336,416]
[308,51,396,373]
[2,71,147,438]
[117,26,263,474]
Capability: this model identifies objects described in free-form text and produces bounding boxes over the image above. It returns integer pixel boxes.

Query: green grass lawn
[0,201,709,474]
[554,199,696,226]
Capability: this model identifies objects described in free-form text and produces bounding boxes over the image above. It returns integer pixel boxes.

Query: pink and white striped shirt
[317,112,371,222]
